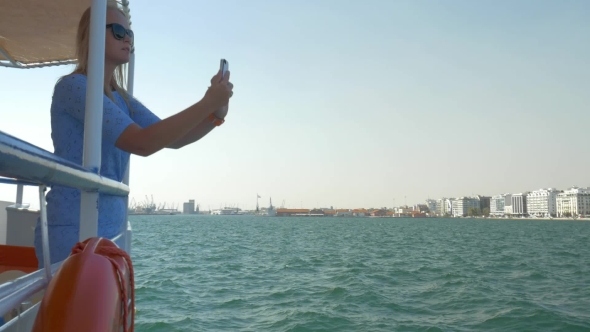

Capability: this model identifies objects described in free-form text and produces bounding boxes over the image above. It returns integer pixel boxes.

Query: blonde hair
[70,0,132,110]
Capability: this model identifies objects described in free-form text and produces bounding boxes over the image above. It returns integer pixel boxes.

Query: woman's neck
[104,63,116,91]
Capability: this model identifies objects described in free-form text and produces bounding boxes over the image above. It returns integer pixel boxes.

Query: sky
[1,0,589,210]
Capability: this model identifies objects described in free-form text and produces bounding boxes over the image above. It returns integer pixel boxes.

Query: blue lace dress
[34,74,160,267]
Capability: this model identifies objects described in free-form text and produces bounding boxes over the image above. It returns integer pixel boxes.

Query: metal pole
[15,184,23,206]
[0,45,18,67]
[39,186,51,280]
[79,0,107,242]
[122,52,135,253]
[127,53,135,94]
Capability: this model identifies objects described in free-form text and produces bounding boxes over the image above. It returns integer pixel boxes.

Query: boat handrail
[0,131,129,196]
[0,263,62,302]
[0,178,39,187]
[0,228,127,319]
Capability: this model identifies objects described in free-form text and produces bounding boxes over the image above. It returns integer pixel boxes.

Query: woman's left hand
[214,82,233,119]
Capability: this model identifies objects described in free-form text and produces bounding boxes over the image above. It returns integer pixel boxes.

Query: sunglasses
[106,23,134,40]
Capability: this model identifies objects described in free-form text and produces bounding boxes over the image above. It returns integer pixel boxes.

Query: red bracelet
[208,113,225,126]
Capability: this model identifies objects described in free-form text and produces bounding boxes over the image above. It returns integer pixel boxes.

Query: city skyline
[147,184,589,213]
[1,0,589,210]
[170,185,589,219]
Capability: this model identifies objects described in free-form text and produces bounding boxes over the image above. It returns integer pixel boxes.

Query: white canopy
[0,0,129,68]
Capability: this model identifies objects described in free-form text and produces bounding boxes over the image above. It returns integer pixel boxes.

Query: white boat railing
[0,261,62,322]
[0,133,129,196]
[0,180,132,325]
[0,0,135,329]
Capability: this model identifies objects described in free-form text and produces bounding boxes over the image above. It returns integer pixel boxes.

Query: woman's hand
[203,70,232,111]
[214,81,233,119]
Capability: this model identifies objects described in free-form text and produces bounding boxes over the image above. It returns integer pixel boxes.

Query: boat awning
[0,0,91,68]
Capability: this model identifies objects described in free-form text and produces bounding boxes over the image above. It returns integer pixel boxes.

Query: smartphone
[219,59,229,112]
[220,59,229,81]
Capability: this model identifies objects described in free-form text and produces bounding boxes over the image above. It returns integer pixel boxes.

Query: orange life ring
[32,237,135,332]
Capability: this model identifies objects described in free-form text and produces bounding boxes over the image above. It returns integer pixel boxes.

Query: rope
[71,240,135,332]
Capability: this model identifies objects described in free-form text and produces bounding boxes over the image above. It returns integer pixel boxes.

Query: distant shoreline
[128,214,590,222]
[437,216,590,222]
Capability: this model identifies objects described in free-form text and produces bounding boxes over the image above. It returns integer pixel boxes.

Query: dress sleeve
[52,74,135,145]
[128,97,161,128]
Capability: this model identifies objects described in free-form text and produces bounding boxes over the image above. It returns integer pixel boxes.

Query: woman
[34,1,233,267]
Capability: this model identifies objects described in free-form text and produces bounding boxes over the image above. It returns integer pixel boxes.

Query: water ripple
[130,216,590,331]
